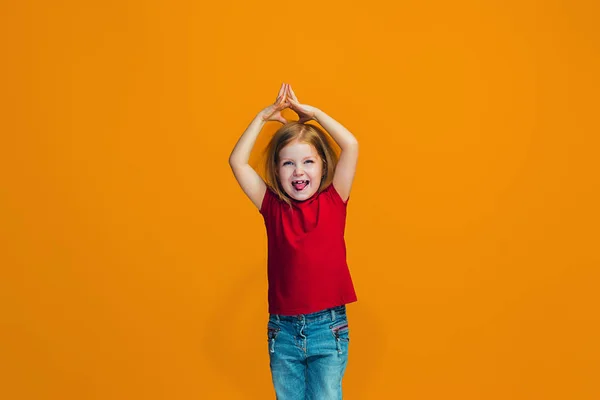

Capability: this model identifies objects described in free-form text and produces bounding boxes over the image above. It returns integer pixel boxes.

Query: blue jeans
[267,304,350,400]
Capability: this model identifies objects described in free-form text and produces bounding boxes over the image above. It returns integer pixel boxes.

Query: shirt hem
[269,296,358,316]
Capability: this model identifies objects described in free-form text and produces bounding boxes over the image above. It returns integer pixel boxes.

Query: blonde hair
[263,122,338,208]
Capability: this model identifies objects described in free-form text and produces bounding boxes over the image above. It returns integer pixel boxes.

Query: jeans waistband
[270,304,346,323]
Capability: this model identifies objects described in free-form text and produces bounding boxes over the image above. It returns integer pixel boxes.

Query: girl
[228,83,359,399]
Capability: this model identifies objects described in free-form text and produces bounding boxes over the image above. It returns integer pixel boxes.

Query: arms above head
[228,83,291,209]
[228,116,268,210]
[228,83,359,208]
[286,85,359,203]
[316,109,359,203]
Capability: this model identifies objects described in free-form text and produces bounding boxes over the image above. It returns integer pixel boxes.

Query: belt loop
[331,308,335,321]
[276,314,280,322]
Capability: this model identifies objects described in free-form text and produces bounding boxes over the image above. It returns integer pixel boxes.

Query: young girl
[229,83,359,399]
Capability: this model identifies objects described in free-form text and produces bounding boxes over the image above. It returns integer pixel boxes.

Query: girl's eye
[282,160,314,166]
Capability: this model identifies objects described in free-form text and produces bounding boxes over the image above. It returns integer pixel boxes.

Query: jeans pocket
[329,317,350,354]
[267,321,280,353]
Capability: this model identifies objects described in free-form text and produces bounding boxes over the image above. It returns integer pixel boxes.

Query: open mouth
[292,180,309,191]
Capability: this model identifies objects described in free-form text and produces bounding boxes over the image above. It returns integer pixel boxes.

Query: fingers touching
[277,83,286,101]
[276,82,299,102]
[287,85,299,102]
[272,82,306,123]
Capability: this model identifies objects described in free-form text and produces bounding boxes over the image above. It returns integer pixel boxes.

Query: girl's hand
[287,85,318,124]
[258,83,291,124]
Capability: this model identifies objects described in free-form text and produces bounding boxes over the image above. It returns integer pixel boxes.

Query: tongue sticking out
[293,181,308,191]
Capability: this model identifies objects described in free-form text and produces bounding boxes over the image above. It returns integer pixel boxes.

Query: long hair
[263,122,339,208]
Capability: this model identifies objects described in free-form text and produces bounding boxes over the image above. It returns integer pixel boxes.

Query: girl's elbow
[344,140,359,150]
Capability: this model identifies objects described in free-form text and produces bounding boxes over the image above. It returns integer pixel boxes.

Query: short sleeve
[259,187,275,216]
[329,183,350,206]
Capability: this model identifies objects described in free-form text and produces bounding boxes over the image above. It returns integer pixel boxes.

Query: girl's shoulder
[326,183,350,206]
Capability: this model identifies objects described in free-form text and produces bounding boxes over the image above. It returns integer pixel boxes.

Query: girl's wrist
[313,108,324,122]
[255,112,269,124]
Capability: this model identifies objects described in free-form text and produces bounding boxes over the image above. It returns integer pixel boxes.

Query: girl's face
[277,141,323,201]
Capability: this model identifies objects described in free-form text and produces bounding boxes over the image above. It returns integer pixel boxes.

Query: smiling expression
[277,140,324,201]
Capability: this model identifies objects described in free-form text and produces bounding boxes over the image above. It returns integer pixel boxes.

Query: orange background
[1,1,599,399]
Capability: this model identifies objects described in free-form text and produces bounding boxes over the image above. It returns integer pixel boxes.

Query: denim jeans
[267,304,350,400]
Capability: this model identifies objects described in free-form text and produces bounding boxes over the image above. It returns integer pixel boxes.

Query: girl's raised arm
[287,86,358,203]
[229,83,290,209]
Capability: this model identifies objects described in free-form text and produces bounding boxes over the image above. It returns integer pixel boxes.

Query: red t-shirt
[259,183,358,315]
